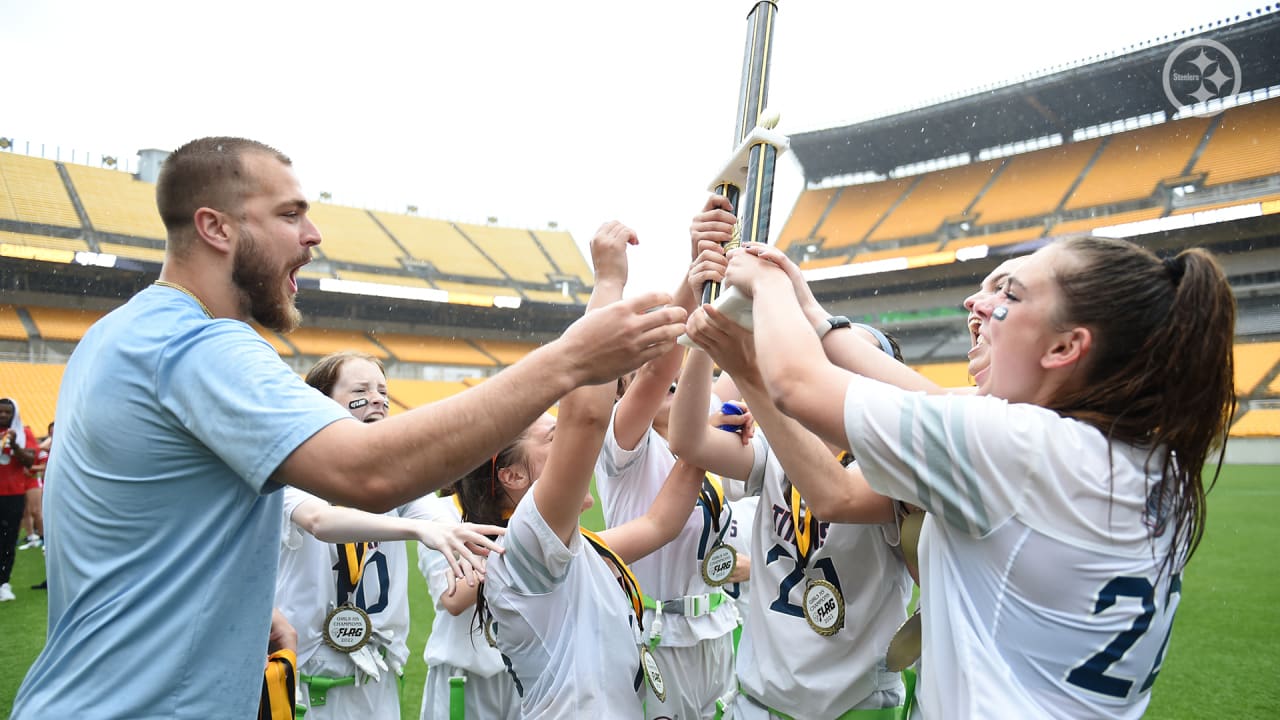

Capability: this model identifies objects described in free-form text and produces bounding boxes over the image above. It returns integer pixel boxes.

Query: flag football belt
[299,672,355,708]
[641,592,727,649]
[448,674,467,720]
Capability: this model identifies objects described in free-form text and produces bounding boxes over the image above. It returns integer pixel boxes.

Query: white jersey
[844,376,1185,720]
[593,407,738,647]
[274,488,433,692]
[722,496,759,619]
[418,494,520,720]
[736,433,912,719]
[483,489,644,719]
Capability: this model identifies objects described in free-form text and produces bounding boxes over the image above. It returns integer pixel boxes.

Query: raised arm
[687,305,894,523]
[599,458,706,565]
[668,347,756,481]
[667,232,758,480]
[534,221,636,545]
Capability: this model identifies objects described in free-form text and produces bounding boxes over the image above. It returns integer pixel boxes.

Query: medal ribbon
[788,480,822,569]
[580,527,645,629]
[698,474,733,548]
[334,541,370,603]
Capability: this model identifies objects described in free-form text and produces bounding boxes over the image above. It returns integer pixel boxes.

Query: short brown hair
[305,351,386,399]
[155,137,291,237]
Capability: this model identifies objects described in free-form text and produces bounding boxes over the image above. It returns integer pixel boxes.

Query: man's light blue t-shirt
[12,286,351,719]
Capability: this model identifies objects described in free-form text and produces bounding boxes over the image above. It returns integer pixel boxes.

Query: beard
[231,227,305,334]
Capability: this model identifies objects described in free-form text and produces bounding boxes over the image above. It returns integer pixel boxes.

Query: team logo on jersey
[640,645,667,702]
[802,579,845,636]
[322,604,372,653]
[701,543,737,586]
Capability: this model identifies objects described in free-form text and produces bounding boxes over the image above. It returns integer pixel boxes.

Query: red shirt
[0,426,38,496]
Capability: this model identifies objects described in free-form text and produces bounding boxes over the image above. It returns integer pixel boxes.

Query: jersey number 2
[1066,573,1182,699]
[766,543,841,618]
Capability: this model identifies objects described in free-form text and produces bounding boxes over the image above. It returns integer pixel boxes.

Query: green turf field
[2,467,1275,718]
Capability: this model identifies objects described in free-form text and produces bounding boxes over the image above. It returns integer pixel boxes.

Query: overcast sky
[2,0,1266,293]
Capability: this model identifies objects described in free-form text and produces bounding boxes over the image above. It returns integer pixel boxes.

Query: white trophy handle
[677,286,753,348]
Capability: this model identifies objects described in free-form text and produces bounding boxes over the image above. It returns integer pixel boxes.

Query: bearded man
[13,137,687,718]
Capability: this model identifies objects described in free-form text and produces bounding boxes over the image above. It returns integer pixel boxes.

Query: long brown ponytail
[1048,236,1236,574]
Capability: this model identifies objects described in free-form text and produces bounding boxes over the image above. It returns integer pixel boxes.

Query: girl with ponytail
[466,221,702,718]
[727,234,1236,719]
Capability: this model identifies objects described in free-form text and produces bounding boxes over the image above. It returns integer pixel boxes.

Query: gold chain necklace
[154,280,214,319]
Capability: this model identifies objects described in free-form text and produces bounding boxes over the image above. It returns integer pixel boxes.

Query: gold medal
[701,543,737,586]
[640,645,666,702]
[802,579,844,636]
[886,609,922,672]
[322,603,372,653]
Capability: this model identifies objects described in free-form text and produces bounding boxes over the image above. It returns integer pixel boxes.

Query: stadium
[2,5,1278,718]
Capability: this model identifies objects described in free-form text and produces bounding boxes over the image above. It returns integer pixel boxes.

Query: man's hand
[557,292,688,386]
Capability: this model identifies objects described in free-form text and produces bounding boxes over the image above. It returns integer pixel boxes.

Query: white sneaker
[0,583,15,601]
[19,534,42,550]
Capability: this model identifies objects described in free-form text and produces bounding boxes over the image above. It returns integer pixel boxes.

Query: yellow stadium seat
[1233,341,1280,395]
[374,212,505,280]
[26,306,106,342]
[814,180,912,249]
[868,160,1001,243]
[455,223,557,285]
[63,164,166,239]
[370,332,497,366]
[777,188,838,252]
[1193,98,1280,187]
[387,379,470,410]
[0,305,30,341]
[970,140,1101,226]
[1065,116,1211,209]
[308,203,404,268]
[532,230,594,287]
[0,153,81,228]
[910,362,971,389]
[0,362,65,432]
[282,327,388,359]
[1229,408,1280,438]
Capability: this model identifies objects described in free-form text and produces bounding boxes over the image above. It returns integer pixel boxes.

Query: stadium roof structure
[789,8,1280,182]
